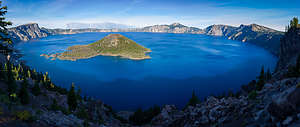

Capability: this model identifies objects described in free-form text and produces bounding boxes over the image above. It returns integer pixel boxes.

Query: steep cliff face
[276,28,300,70]
[8,23,51,42]
[204,24,236,36]
[205,24,284,55]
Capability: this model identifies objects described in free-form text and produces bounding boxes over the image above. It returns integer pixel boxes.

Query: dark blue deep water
[16,32,277,110]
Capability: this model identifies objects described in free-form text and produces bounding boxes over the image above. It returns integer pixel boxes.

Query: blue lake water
[16,32,277,110]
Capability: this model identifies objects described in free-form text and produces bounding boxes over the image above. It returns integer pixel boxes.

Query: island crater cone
[45,34,151,61]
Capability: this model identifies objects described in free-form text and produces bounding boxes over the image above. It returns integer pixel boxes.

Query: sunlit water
[16,32,277,110]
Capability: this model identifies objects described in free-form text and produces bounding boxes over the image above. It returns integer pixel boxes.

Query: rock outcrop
[8,23,51,42]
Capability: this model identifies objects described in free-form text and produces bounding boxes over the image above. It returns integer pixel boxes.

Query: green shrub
[83,119,90,127]
[0,107,3,115]
[18,79,30,105]
[248,90,257,100]
[129,106,161,125]
[76,108,89,120]
[0,94,10,104]
[297,82,300,88]
[50,99,60,111]
[35,109,43,116]
[15,110,31,121]
[98,115,104,125]
[113,113,128,123]
[61,107,71,115]
[32,81,41,96]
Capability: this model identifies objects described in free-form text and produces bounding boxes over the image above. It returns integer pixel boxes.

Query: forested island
[49,34,151,61]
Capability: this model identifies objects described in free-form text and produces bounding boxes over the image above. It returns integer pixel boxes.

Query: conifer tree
[256,66,265,91]
[291,17,299,28]
[32,81,41,96]
[27,70,31,78]
[0,1,13,45]
[266,68,272,81]
[0,63,6,81]
[295,55,300,76]
[18,78,30,105]
[187,90,200,107]
[6,62,16,94]
[77,86,82,101]
[13,66,19,80]
[68,83,78,111]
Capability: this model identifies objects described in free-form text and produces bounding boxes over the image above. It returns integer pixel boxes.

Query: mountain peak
[22,23,39,26]
[239,24,278,33]
[170,23,184,27]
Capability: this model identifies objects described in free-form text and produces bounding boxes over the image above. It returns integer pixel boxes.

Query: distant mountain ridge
[7,23,284,55]
[204,24,284,55]
[65,22,135,29]
[138,23,204,34]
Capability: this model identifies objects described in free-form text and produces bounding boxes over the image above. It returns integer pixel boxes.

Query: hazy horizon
[4,0,300,31]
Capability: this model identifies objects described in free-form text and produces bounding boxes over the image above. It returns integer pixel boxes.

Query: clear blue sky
[3,0,300,31]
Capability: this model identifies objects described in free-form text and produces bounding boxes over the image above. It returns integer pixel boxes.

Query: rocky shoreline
[41,52,152,61]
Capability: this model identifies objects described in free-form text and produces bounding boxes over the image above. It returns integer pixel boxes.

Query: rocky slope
[149,77,300,127]
[8,23,52,42]
[204,24,284,55]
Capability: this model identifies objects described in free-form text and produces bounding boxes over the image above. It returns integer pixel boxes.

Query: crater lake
[16,32,277,110]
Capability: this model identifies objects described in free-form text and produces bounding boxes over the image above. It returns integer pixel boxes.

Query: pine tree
[32,81,41,96]
[0,63,5,81]
[296,55,300,76]
[266,68,272,81]
[18,78,30,105]
[256,66,265,91]
[50,99,59,111]
[67,83,78,111]
[32,69,37,80]
[13,66,19,80]
[129,108,144,125]
[6,62,17,94]
[291,17,299,28]
[27,70,31,78]
[0,1,12,45]
[187,90,200,107]
[77,86,82,101]
[287,17,299,31]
